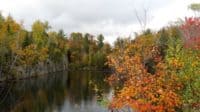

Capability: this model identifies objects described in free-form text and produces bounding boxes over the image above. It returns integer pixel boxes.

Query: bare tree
[134,7,150,32]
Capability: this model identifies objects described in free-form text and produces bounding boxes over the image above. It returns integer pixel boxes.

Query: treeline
[67,33,111,70]
[0,14,68,79]
[0,14,111,80]
[108,17,200,111]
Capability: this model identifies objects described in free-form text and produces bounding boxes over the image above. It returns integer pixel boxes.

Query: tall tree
[32,20,49,48]
[97,34,104,49]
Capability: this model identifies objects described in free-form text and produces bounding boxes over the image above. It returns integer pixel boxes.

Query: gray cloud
[0,0,196,43]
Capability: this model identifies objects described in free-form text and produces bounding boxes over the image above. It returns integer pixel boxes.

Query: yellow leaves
[0,16,21,37]
[16,44,36,65]
[15,44,49,65]
[191,61,198,67]
[38,47,49,61]
[169,57,184,69]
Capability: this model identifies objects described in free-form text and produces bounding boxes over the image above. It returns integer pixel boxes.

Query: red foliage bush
[180,17,200,49]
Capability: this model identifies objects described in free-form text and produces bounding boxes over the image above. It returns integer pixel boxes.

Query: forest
[0,14,111,81]
[0,2,200,112]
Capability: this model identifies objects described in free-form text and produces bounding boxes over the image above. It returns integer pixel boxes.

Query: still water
[0,71,111,112]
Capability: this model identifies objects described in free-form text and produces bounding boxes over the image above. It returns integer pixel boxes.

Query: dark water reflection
[0,71,111,112]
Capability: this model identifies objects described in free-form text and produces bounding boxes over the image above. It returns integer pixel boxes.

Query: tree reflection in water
[0,71,111,112]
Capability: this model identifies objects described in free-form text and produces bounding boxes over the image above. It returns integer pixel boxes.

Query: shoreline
[0,68,112,84]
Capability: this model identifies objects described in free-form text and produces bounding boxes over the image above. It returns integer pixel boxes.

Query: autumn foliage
[181,17,200,49]
[108,34,182,111]
[108,20,200,111]
[0,14,111,79]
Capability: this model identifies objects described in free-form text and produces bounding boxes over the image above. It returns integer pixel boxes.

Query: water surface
[0,71,111,112]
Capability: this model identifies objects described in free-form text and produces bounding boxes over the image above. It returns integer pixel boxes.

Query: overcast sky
[0,0,198,43]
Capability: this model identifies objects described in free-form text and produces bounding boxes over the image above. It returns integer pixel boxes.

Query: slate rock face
[109,106,135,112]
[1,55,68,80]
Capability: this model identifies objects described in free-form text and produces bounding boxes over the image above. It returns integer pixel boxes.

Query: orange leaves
[107,34,183,111]
[108,54,182,111]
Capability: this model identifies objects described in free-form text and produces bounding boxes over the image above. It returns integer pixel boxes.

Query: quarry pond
[0,71,112,112]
